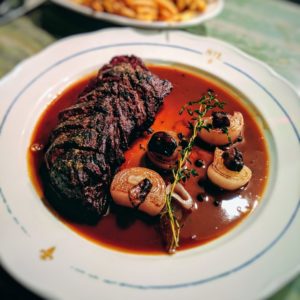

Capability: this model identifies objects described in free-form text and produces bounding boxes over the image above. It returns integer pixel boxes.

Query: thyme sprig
[161,89,225,254]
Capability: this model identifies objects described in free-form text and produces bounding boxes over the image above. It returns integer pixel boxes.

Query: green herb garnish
[161,90,225,254]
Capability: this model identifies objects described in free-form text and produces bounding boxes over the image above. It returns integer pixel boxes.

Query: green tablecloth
[0,0,299,299]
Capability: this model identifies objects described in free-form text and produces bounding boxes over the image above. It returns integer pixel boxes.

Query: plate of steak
[0,28,299,300]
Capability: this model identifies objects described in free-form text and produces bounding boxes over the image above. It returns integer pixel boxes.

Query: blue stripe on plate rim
[0,42,299,290]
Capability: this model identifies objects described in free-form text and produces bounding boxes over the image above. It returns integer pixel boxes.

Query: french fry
[188,0,206,11]
[159,8,173,20]
[112,1,123,11]
[136,5,158,20]
[126,0,157,9]
[176,0,187,12]
[196,0,206,11]
[178,10,197,21]
[118,5,137,18]
[136,13,157,21]
[156,0,178,15]
[90,0,103,11]
[103,0,115,13]
[188,0,197,10]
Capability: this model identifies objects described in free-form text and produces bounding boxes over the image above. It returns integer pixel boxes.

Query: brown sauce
[28,65,269,254]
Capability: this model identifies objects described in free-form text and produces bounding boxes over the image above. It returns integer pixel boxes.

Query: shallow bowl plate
[0,28,299,300]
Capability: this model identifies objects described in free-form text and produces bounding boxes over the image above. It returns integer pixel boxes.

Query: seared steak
[45,55,172,221]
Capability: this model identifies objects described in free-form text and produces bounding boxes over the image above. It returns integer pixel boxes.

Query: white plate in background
[51,0,224,28]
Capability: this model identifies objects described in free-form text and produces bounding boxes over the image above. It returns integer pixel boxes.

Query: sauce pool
[28,65,269,254]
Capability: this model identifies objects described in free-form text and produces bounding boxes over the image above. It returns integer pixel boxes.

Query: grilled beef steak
[45,55,172,222]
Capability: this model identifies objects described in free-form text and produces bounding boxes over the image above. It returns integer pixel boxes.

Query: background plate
[0,28,299,300]
[51,0,224,28]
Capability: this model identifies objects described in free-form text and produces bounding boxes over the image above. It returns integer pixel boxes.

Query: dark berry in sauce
[198,179,205,187]
[148,131,178,157]
[213,200,220,207]
[197,193,205,202]
[237,135,243,142]
[195,159,204,168]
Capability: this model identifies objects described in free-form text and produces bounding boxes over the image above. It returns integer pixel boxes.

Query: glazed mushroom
[207,147,252,190]
[198,111,244,146]
[110,167,166,216]
[147,131,181,170]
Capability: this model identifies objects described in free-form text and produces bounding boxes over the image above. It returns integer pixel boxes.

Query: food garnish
[110,167,166,216]
[198,111,244,146]
[166,183,193,210]
[161,89,226,253]
[73,0,210,22]
[207,148,252,190]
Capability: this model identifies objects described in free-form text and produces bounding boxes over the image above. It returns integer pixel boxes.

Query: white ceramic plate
[0,28,299,300]
[51,0,224,28]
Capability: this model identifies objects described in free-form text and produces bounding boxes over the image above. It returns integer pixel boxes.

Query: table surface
[0,0,299,299]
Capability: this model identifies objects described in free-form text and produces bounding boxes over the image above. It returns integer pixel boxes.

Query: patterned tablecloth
[0,0,299,299]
